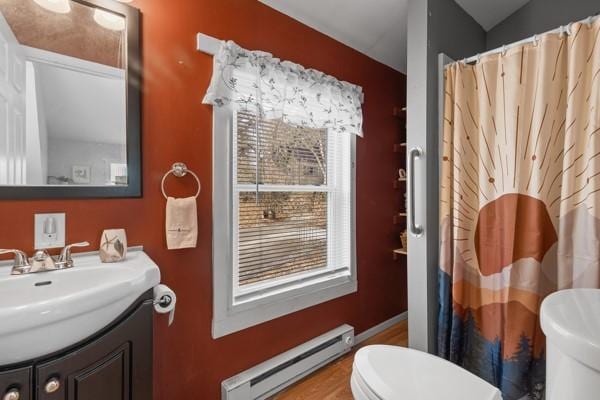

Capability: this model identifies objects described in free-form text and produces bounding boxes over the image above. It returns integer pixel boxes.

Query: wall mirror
[0,0,140,199]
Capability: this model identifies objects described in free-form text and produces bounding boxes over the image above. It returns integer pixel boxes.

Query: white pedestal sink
[540,289,600,400]
[0,249,160,366]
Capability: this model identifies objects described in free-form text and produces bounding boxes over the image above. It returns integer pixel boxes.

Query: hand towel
[166,196,198,249]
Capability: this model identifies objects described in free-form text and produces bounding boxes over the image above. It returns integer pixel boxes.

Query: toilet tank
[540,289,600,400]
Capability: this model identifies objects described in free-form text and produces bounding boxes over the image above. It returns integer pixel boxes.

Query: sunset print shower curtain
[438,18,600,400]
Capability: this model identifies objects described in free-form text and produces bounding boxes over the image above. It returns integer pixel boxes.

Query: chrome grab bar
[407,147,424,237]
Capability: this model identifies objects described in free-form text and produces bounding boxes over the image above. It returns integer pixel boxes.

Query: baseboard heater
[222,324,355,400]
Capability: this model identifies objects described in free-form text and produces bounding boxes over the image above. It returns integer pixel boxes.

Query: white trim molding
[197,32,221,56]
[23,46,125,80]
[211,107,357,339]
[355,312,408,345]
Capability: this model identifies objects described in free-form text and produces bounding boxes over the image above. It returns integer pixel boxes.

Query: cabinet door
[0,367,31,400]
[36,301,153,400]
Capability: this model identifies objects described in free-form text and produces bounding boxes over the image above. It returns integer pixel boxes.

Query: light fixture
[32,0,71,14]
[93,9,126,31]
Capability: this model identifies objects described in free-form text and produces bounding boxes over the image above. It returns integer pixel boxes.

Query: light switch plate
[34,213,66,249]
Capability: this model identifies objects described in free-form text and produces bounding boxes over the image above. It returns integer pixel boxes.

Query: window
[235,112,331,287]
[211,108,356,337]
[233,109,353,292]
[205,41,360,338]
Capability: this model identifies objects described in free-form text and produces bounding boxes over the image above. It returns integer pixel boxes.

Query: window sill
[234,266,351,305]
[212,273,357,339]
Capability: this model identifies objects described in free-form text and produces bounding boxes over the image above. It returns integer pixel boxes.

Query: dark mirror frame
[0,0,141,200]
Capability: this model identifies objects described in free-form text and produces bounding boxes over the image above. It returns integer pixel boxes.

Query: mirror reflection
[0,0,128,186]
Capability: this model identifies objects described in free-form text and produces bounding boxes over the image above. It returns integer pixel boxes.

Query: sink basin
[0,249,160,366]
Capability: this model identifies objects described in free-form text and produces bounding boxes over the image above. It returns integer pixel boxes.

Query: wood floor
[272,320,408,400]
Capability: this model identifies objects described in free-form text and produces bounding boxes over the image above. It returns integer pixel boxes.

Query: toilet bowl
[351,345,502,400]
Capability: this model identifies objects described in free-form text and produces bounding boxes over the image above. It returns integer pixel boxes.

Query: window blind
[238,192,327,285]
[234,111,351,288]
[236,112,328,186]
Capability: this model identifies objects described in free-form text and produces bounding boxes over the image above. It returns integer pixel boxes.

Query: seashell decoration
[100,229,127,263]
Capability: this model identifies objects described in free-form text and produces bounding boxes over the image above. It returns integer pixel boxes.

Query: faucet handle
[1,249,31,274]
[58,242,90,267]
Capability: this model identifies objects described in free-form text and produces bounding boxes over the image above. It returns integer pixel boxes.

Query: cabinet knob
[2,389,20,400]
[44,378,60,394]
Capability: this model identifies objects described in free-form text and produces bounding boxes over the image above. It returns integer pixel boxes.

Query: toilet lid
[353,345,502,400]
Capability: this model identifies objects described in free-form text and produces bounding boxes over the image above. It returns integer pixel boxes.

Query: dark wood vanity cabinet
[0,367,31,400]
[0,296,153,400]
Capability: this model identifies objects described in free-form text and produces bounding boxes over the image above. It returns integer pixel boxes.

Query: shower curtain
[439,18,600,400]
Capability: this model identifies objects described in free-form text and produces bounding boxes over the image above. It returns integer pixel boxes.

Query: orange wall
[0,1,407,398]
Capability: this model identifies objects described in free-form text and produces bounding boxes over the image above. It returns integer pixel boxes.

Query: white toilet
[541,289,600,400]
[351,345,502,400]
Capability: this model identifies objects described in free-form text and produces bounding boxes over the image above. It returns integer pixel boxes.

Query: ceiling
[259,0,408,72]
[1,0,125,69]
[454,0,531,31]
[36,62,126,145]
[259,0,532,74]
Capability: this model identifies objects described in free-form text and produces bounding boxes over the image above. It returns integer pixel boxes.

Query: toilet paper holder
[153,284,176,326]
[154,294,173,307]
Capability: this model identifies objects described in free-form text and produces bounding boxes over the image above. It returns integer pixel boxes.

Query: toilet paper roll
[153,284,176,326]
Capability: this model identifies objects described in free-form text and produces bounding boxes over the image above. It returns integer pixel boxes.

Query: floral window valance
[202,41,364,137]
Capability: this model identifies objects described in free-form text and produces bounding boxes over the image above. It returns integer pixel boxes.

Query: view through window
[235,111,330,286]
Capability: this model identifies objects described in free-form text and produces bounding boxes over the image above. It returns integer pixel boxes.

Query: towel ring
[161,162,201,199]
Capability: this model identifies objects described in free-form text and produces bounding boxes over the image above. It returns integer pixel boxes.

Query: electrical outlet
[35,213,66,249]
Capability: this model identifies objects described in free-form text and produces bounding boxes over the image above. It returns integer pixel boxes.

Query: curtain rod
[458,13,599,65]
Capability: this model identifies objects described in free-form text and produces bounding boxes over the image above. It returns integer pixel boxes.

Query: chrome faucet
[57,242,90,268]
[1,242,90,275]
[0,249,31,275]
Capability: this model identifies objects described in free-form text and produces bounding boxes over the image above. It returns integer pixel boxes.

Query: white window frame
[212,107,357,338]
